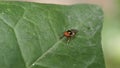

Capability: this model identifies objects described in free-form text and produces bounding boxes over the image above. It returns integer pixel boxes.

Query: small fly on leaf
[60,29,78,43]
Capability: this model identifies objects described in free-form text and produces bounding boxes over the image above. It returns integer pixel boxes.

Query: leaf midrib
[29,39,63,68]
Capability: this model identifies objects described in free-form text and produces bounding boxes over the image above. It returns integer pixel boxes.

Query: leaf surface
[0,2,105,68]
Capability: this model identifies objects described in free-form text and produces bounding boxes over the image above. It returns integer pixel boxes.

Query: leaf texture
[0,2,105,68]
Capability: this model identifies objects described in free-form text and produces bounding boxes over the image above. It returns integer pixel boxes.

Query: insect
[60,29,78,43]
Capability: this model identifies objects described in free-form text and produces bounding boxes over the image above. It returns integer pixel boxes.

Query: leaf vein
[0,14,27,68]
[29,39,63,68]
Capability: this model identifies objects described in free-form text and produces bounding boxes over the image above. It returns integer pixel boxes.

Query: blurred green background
[102,0,120,68]
[2,0,120,68]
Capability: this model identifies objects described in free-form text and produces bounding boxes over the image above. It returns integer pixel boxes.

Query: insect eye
[67,30,71,32]
[69,32,73,35]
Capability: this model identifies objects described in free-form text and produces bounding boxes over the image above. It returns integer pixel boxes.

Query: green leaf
[0,1,105,68]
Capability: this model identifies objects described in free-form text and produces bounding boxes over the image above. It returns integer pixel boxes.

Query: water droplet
[32,63,35,66]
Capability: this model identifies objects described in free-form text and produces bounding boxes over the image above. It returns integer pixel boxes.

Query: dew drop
[32,63,35,66]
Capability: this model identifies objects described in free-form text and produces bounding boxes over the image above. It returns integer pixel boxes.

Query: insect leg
[66,37,71,43]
